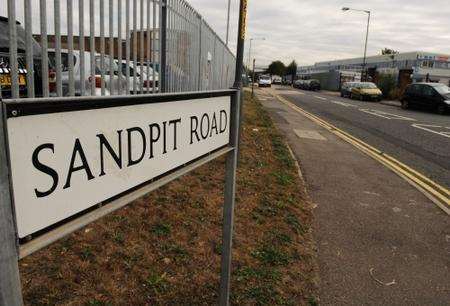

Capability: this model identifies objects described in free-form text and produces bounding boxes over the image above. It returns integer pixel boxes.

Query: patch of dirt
[20,92,318,305]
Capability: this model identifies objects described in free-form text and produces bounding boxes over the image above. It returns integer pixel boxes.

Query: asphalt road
[257,89,450,305]
[275,86,450,189]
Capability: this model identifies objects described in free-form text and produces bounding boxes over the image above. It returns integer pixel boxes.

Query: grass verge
[20,91,318,305]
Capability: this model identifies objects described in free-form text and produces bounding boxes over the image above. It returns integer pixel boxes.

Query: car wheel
[401,100,409,110]
[437,104,447,115]
[359,94,364,101]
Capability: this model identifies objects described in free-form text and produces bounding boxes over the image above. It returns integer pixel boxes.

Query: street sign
[3,92,232,239]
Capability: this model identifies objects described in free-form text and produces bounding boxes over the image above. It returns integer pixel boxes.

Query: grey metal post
[197,17,202,91]
[252,58,255,97]
[7,0,19,99]
[219,89,240,306]
[362,11,371,81]
[0,103,23,306]
[159,0,167,92]
[226,0,231,46]
[219,0,247,304]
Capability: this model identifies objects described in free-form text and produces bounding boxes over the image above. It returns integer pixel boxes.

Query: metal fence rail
[3,0,236,99]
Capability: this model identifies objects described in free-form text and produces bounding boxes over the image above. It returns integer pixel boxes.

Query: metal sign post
[219,0,247,305]
[0,102,23,306]
[0,89,240,305]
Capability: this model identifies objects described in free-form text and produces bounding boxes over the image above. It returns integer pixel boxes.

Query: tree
[286,60,298,76]
[381,48,399,55]
[266,61,286,76]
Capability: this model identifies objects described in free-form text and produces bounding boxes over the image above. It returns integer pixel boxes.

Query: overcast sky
[189,0,450,67]
[3,0,450,68]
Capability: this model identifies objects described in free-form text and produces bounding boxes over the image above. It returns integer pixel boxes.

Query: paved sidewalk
[255,89,450,305]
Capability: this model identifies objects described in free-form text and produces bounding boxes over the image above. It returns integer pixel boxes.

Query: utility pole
[342,7,371,81]
[226,0,231,45]
[362,11,371,81]
[252,58,255,97]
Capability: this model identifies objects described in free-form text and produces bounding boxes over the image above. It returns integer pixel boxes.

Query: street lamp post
[342,7,371,81]
[226,0,231,45]
[247,37,265,73]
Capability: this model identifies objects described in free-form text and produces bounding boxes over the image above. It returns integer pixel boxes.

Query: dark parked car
[0,16,45,98]
[401,83,450,115]
[293,79,304,89]
[301,79,321,91]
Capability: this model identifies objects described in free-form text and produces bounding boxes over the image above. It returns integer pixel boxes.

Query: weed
[273,171,293,186]
[87,300,107,306]
[285,213,306,234]
[145,271,169,294]
[236,266,282,282]
[251,245,291,266]
[213,242,222,255]
[80,247,93,261]
[151,223,171,237]
[272,136,294,168]
[162,243,189,261]
[253,196,278,217]
[269,230,292,246]
[113,231,125,244]
[308,296,319,306]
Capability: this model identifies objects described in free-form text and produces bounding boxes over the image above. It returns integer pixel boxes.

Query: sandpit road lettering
[6,96,231,238]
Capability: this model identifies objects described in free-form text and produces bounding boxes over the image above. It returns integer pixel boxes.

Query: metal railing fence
[2,0,236,99]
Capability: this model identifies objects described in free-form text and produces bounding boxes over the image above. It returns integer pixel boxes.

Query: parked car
[293,79,303,89]
[272,75,282,85]
[401,83,450,114]
[258,75,272,87]
[282,78,292,86]
[306,79,321,91]
[48,50,127,96]
[0,16,46,98]
[118,61,159,94]
[341,82,358,98]
[297,79,321,91]
[350,82,382,101]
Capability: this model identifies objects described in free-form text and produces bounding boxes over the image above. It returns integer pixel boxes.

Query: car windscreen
[0,18,42,57]
[433,84,450,97]
[48,52,77,72]
[360,83,377,89]
[0,54,27,71]
[95,56,119,75]
[260,76,270,81]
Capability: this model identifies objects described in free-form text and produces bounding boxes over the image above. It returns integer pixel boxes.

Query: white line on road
[359,109,416,121]
[330,100,357,107]
[314,96,327,101]
[412,124,450,139]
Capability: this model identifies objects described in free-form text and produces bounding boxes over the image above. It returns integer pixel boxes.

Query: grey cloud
[2,0,449,67]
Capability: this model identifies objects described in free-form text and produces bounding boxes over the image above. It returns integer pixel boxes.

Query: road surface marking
[294,129,327,141]
[412,124,450,139]
[331,100,356,107]
[314,96,327,101]
[281,90,304,95]
[270,92,450,215]
[359,109,416,121]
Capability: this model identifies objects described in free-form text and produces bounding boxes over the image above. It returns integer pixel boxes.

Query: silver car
[48,49,127,96]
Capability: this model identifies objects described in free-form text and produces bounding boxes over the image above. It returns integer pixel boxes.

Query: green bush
[377,74,397,99]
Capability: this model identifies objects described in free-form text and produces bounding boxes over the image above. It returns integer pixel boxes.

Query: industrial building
[297,51,450,91]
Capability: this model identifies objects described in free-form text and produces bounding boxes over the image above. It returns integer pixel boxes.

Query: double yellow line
[271,91,450,215]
